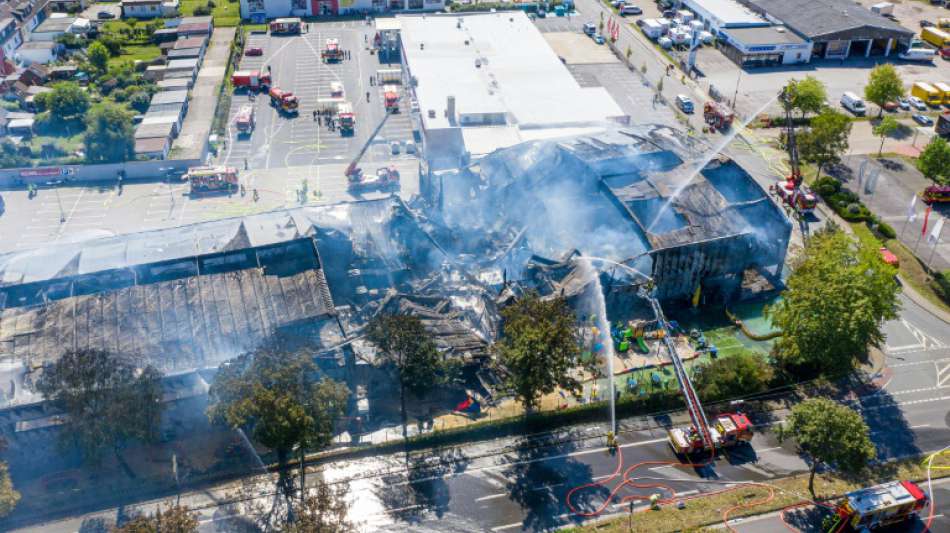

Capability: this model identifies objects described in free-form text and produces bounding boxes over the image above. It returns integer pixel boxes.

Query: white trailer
[641,19,664,39]
[871,2,894,15]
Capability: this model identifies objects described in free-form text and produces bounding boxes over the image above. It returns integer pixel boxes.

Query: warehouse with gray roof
[740,0,914,58]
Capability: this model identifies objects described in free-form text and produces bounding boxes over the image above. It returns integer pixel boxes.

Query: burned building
[421,125,792,303]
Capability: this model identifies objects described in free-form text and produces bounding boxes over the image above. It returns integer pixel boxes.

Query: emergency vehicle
[338,101,355,136]
[668,413,753,456]
[269,18,301,35]
[383,85,399,113]
[825,480,928,532]
[922,184,950,204]
[329,81,344,98]
[703,101,735,130]
[235,105,255,135]
[322,38,343,62]
[269,87,299,114]
[183,166,239,196]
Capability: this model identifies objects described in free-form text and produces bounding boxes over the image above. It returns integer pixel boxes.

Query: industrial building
[398,11,627,170]
[681,0,767,33]
[740,0,913,58]
[718,25,813,67]
[238,0,444,22]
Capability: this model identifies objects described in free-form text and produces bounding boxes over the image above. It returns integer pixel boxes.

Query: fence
[0,159,203,188]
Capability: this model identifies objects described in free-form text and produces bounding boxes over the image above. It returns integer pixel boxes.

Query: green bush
[814,176,840,196]
[193,5,211,15]
[876,222,896,240]
[931,271,950,305]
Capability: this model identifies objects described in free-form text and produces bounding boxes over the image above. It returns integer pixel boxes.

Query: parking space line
[937,361,950,388]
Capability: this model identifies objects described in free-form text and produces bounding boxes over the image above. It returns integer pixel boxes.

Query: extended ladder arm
[344,112,391,177]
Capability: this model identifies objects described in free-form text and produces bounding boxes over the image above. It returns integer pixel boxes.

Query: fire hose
[564,442,852,533]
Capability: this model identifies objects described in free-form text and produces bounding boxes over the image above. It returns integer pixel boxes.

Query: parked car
[676,94,694,113]
[913,113,934,126]
[593,33,606,44]
[583,22,597,36]
[898,96,911,110]
[883,101,899,112]
[97,10,115,19]
[921,20,935,28]
[621,4,642,15]
[909,96,928,110]
[941,47,950,60]
[245,47,264,56]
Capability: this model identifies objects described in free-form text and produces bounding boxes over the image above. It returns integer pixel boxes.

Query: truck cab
[583,22,596,35]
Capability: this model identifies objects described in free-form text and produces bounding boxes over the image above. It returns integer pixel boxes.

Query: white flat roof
[684,0,766,26]
[400,12,624,135]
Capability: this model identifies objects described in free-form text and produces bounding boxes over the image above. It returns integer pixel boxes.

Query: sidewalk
[172,27,236,161]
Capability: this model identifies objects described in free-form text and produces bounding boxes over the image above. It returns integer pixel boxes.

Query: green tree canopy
[767,228,899,377]
[35,349,163,464]
[84,102,135,163]
[692,351,774,402]
[785,398,875,497]
[497,292,581,412]
[87,40,110,74]
[798,107,852,179]
[207,339,349,468]
[281,480,354,533]
[366,314,461,443]
[917,137,950,184]
[114,505,198,533]
[872,115,900,157]
[863,64,904,117]
[0,462,19,518]
[37,82,89,123]
[789,76,827,119]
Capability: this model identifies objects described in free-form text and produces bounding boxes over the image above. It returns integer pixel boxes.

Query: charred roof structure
[421,124,791,303]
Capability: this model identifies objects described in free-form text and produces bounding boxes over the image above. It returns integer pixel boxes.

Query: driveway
[80,3,120,21]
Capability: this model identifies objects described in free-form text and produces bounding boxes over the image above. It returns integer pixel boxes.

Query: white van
[621,4,642,15]
[841,92,867,115]
[898,48,936,62]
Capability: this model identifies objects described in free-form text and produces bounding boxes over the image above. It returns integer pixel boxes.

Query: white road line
[937,362,950,388]
[475,493,508,502]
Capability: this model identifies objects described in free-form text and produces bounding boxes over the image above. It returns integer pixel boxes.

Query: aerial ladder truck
[344,112,399,191]
[772,85,817,215]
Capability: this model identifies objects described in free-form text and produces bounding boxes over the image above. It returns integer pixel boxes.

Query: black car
[920,20,934,28]
[97,11,115,19]
[912,113,934,126]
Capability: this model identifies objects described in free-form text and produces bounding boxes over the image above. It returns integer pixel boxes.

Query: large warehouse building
[740,0,913,58]
[398,12,627,171]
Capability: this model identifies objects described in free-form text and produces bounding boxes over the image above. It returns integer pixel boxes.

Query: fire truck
[183,166,238,196]
[269,87,299,114]
[922,184,950,204]
[825,480,928,532]
[345,112,399,190]
[322,38,343,62]
[773,85,818,215]
[668,412,753,456]
[269,17,301,35]
[235,105,255,135]
[703,101,734,130]
[338,101,355,136]
[231,70,271,92]
[383,85,399,113]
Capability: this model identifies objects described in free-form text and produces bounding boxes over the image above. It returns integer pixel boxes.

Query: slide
[635,336,650,354]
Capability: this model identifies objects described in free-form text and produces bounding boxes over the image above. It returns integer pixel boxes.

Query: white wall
[16,47,56,65]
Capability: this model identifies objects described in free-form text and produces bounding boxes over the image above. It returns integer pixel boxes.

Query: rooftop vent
[428,109,436,118]
[475,58,481,68]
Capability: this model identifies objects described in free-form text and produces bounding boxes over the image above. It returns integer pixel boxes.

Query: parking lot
[222,21,416,171]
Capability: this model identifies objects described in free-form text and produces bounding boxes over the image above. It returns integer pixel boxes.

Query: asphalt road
[15,293,950,533]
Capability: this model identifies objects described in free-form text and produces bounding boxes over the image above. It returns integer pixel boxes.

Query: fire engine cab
[183,166,239,196]
[826,480,928,532]
[383,85,399,112]
[703,101,735,130]
[668,413,753,456]
[235,105,255,135]
[774,179,818,213]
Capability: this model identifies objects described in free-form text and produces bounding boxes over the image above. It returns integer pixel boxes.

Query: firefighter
[240,184,246,197]
[366,91,370,102]
[313,110,317,121]
[252,189,259,202]
[650,493,661,510]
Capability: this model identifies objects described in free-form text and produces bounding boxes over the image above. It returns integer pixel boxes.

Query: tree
[114,505,198,533]
[767,228,899,377]
[281,479,354,533]
[863,64,904,118]
[798,107,852,179]
[497,292,581,412]
[366,314,460,446]
[788,76,827,119]
[917,137,950,184]
[784,399,875,497]
[692,351,774,402]
[207,339,349,497]
[88,41,110,74]
[96,35,122,56]
[36,349,163,464]
[40,82,89,123]
[84,102,135,163]
[872,116,900,157]
[0,463,19,518]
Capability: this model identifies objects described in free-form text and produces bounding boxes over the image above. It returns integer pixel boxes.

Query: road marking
[937,361,950,388]
[475,492,508,502]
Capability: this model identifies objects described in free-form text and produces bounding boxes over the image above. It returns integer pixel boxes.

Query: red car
[940,47,950,60]
[245,47,263,56]
[880,247,899,267]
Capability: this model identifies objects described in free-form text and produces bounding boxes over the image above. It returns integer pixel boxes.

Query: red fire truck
[825,480,928,532]
[383,85,399,113]
[231,70,271,92]
[235,105,255,135]
[774,179,818,213]
[269,17,301,35]
[668,412,753,456]
[338,101,355,136]
[269,87,299,114]
[704,101,735,130]
[183,166,239,196]
[322,38,343,62]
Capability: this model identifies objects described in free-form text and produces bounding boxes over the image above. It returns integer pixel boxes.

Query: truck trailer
[922,26,950,49]
[183,166,239,196]
[911,81,943,106]
[231,70,271,92]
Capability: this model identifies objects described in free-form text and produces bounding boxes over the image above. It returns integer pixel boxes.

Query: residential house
[19,63,47,85]
[174,15,212,36]
[10,0,50,35]
[15,40,57,64]
[121,0,179,18]
[0,18,23,73]
[0,108,35,134]
[47,0,87,13]
[47,64,76,80]
[20,83,50,110]
[134,136,170,159]
[28,14,88,41]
